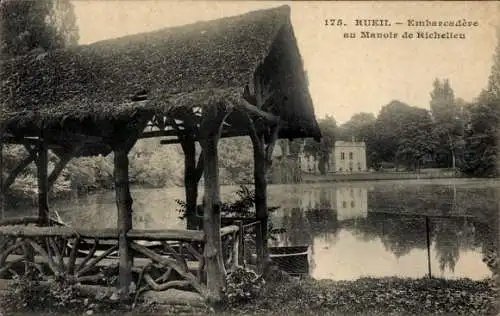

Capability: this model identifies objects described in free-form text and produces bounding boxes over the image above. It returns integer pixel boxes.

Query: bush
[222,266,265,306]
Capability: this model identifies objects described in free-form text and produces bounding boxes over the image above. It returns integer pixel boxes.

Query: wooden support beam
[37,138,49,226]
[198,104,232,303]
[141,130,179,139]
[181,137,200,230]
[227,97,278,124]
[1,149,36,192]
[47,145,81,190]
[195,151,204,183]
[109,114,151,300]
[244,113,279,274]
[113,147,133,299]
[0,126,4,219]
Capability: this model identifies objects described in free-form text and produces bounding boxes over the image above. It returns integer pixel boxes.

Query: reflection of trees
[305,208,339,244]
[345,213,428,258]
[433,219,461,272]
[368,185,497,219]
[344,212,484,273]
[286,207,312,246]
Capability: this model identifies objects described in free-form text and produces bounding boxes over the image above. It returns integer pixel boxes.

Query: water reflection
[268,181,499,281]
[8,180,499,281]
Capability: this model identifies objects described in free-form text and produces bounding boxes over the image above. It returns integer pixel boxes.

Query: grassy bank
[2,276,497,316]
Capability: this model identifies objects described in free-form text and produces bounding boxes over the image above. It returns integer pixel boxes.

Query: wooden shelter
[0,5,321,302]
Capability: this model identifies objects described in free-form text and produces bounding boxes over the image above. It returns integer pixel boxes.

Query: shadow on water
[5,179,500,281]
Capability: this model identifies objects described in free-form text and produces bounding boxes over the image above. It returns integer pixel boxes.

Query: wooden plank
[127,229,204,242]
[0,226,120,238]
[0,226,235,242]
[3,254,201,271]
[220,225,239,237]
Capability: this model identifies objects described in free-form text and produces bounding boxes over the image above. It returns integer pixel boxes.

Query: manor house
[298,139,368,173]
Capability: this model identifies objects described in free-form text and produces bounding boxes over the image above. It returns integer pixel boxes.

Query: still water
[8,179,500,281]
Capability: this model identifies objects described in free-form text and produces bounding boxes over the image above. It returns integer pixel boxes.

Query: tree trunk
[37,139,49,226]
[181,139,200,230]
[0,132,3,219]
[199,134,226,303]
[198,106,229,303]
[113,148,133,299]
[251,132,269,274]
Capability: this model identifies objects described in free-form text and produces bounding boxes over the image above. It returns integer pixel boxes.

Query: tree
[429,78,463,169]
[303,115,337,175]
[486,25,500,99]
[0,0,79,58]
[460,26,500,177]
[0,0,80,200]
[374,100,437,170]
[396,107,438,171]
[374,100,412,167]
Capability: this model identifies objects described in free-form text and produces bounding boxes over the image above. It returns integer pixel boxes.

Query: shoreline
[301,171,469,183]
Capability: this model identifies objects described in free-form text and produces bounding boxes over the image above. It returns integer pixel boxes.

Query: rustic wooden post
[182,139,199,230]
[110,117,146,300]
[0,127,4,219]
[37,137,49,226]
[113,146,134,299]
[250,130,268,273]
[247,117,279,274]
[198,103,231,303]
[236,220,244,267]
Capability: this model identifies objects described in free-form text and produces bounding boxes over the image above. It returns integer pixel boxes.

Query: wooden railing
[0,220,243,297]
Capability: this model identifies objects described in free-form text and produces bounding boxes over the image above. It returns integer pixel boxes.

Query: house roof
[0,5,321,152]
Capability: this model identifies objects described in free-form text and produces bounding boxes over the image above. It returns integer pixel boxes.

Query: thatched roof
[0,5,321,146]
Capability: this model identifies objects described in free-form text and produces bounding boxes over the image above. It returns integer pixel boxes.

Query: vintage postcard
[0,0,498,315]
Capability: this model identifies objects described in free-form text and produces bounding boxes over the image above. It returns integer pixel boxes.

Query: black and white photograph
[0,1,499,315]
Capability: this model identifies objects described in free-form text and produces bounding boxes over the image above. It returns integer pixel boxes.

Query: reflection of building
[299,152,319,173]
[336,187,368,221]
[299,189,335,211]
[333,140,367,173]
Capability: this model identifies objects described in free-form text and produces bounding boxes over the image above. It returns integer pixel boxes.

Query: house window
[351,201,355,208]
[349,152,353,160]
[342,201,347,208]
[341,152,345,160]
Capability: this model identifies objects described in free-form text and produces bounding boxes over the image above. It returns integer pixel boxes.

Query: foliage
[219,276,498,316]
[0,0,79,59]
[218,137,254,184]
[176,185,280,220]
[429,78,465,169]
[372,100,438,170]
[1,272,83,313]
[459,28,500,177]
[222,266,265,306]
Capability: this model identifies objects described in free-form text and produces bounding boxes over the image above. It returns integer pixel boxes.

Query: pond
[6,178,499,281]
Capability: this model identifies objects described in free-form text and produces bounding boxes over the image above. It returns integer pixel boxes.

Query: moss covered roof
[0,5,321,141]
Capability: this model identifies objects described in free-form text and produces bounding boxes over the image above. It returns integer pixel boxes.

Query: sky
[73,1,499,124]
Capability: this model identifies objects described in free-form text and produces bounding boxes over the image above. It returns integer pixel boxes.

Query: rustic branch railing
[0,222,243,298]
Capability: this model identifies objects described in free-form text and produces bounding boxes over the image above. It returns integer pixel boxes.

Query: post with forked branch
[110,118,145,300]
[198,102,231,303]
[247,117,279,274]
[237,66,279,274]
[175,115,204,230]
